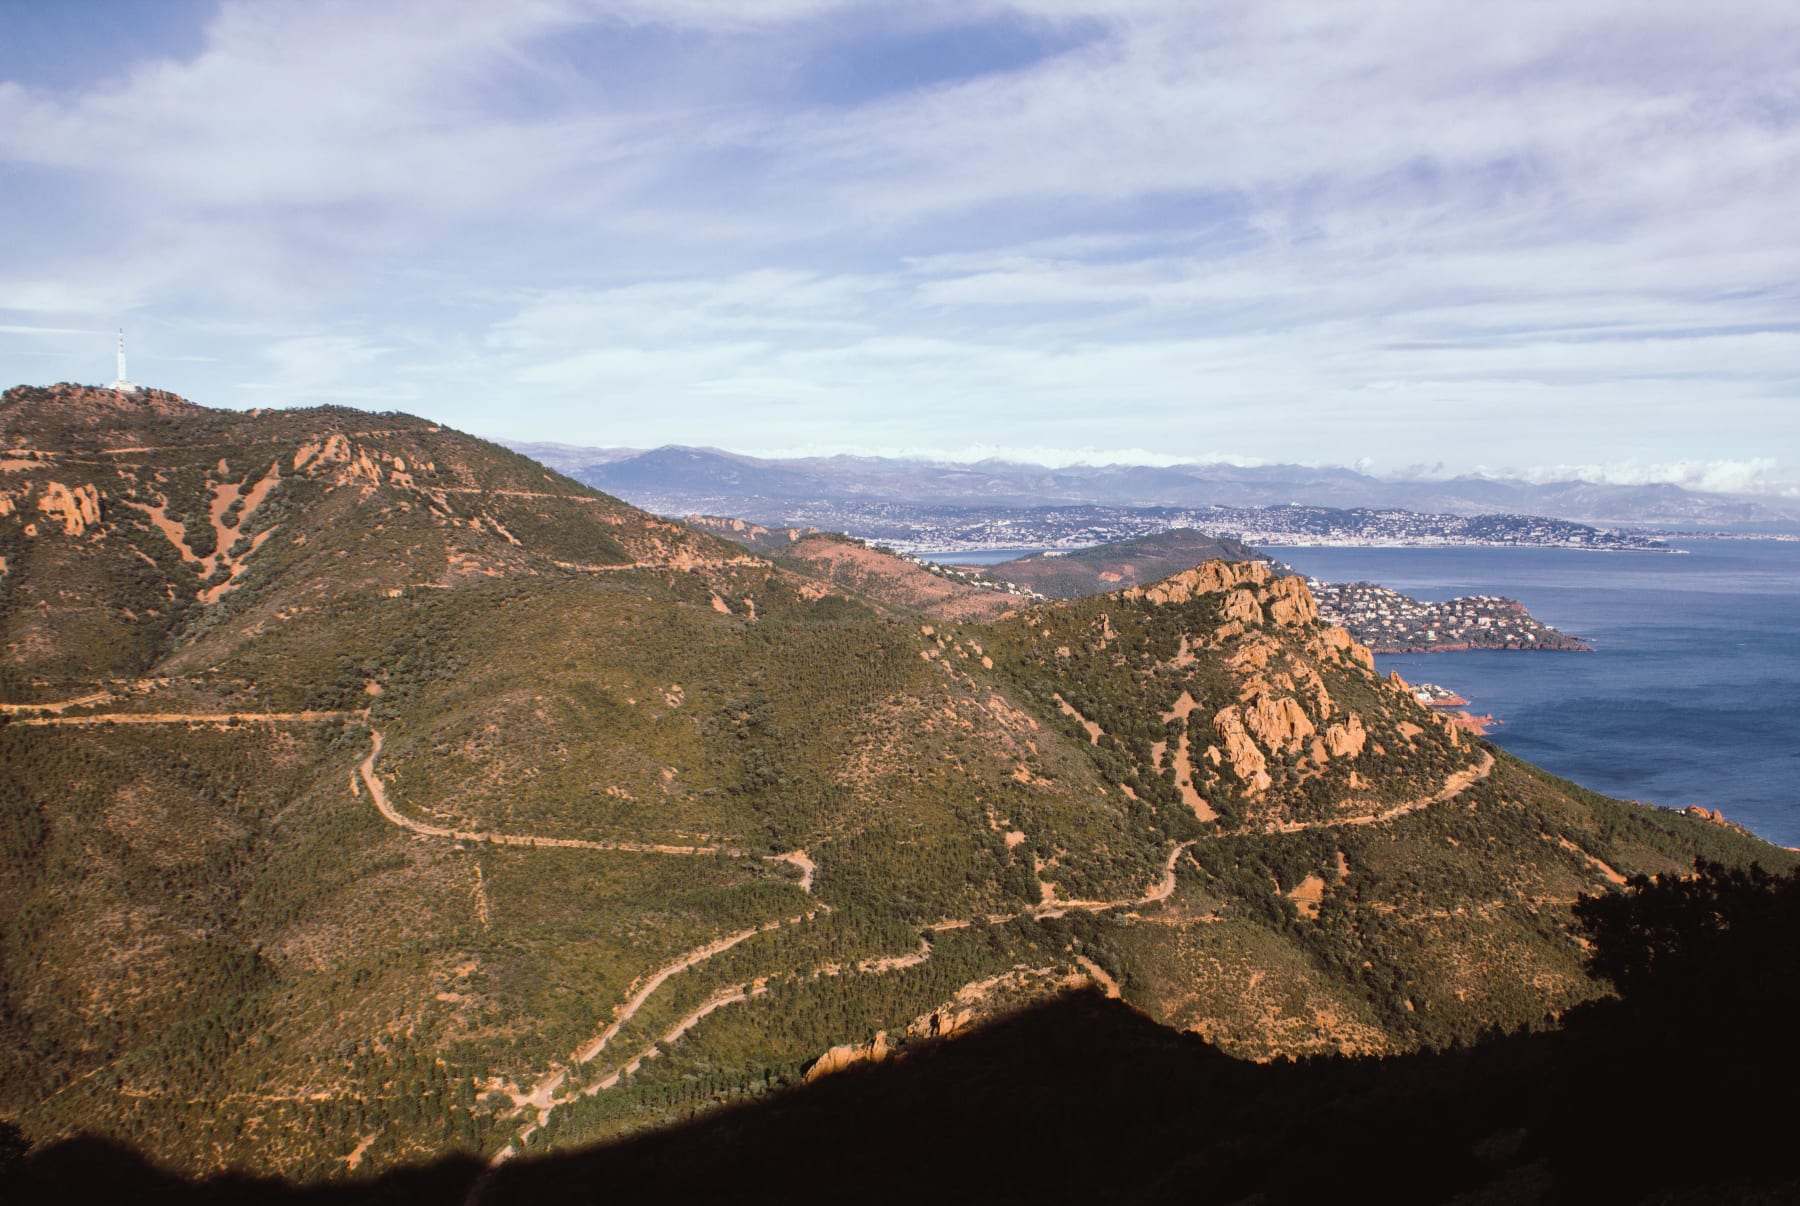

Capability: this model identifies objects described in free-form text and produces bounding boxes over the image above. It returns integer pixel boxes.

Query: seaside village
[1307,580,1589,653]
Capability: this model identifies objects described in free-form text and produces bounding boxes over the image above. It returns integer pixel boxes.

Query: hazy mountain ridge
[511,442,1800,532]
[4,385,1790,1189]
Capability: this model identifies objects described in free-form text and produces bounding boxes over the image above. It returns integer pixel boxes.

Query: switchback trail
[494,908,828,1165]
[478,837,1206,1175]
[571,914,825,1066]
[358,728,818,878]
[495,934,954,1179]
[353,725,838,1177]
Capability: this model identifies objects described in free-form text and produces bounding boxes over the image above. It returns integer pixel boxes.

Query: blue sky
[1,0,1796,494]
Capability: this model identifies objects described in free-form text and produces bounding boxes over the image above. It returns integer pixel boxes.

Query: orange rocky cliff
[1126,562,1398,805]
[33,481,103,537]
[1684,805,1752,835]
[1127,561,1326,641]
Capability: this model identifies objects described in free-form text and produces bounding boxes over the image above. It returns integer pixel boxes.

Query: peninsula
[1309,580,1591,653]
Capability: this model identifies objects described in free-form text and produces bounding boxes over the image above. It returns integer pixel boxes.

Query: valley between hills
[3,384,1795,1201]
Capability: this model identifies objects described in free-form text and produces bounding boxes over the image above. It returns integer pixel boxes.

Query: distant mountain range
[509,443,1800,533]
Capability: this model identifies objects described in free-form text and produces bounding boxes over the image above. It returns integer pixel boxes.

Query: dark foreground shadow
[8,860,1800,1206]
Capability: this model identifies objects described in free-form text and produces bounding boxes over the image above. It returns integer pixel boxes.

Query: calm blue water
[1267,542,1800,849]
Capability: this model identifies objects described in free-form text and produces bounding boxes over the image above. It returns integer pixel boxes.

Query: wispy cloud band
[0,1,1794,488]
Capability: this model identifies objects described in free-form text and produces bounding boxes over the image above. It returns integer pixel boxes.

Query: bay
[1267,541,1800,849]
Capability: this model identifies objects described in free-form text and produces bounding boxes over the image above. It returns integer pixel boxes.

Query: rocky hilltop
[0,382,750,685]
[2,384,1789,1188]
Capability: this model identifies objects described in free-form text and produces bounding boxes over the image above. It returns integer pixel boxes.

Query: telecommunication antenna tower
[111,328,139,393]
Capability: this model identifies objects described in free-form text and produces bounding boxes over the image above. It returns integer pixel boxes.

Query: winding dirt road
[1072,954,1122,999]
[1262,750,1495,835]
[348,725,837,1176]
[360,730,739,856]
[15,708,366,727]
[571,912,823,1066]
[492,909,825,1166]
[764,849,816,893]
[26,694,1504,1193]
[0,691,115,715]
[928,839,1196,932]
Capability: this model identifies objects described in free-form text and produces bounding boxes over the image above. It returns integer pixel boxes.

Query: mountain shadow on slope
[9,858,1798,1206]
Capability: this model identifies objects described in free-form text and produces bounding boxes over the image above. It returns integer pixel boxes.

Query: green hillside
[968,527,1262,598]
[2,384,1790,1184]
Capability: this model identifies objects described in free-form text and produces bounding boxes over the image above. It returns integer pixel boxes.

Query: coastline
[1279,540,1800,849]
[1437,709,1499,736]
[1365,641,1592,654]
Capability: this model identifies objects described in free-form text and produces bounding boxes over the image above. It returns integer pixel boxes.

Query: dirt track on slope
[15,709,365,727]
[1262,751,1495,835]
[764,849,816,892]
[348,725,836,1177]
[1073,954,1122,999]
[0,691,115,715]
[359,730,729,856]
[489,908,827,1168]
[926,839,1196,932]
[569,914,822,1066]
[33,693,1504,1192]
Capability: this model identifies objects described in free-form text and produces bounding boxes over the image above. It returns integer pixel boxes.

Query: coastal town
[767,503,1673,556]
[1308,580,1591,653]
[1214,506,1670,551]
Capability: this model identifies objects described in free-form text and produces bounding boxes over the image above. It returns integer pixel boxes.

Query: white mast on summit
[112,328,139,392]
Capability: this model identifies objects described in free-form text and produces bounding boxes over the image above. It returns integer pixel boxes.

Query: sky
[1,0,1796,494]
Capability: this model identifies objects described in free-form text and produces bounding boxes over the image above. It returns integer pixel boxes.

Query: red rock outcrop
[32,481,102,536]
[1125,559,1275,605]
[1211,706,1273,792]
[1242,693,1315,754]
[1323,714,1368,759]
[804,1030,892,1082]
[1263,573,1319,627]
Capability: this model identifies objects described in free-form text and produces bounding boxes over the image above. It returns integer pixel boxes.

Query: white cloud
[0,1,1794,480]
[0,3,596,210]
[232,333,408,407]
[0,324,97,337]
[1497,459,1799,498]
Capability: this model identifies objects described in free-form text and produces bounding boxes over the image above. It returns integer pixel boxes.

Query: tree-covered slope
[969,527,1262,598]
[3,386,1790,1185]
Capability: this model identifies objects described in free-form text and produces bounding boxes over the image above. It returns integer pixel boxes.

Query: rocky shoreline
[1407,682,1500,735]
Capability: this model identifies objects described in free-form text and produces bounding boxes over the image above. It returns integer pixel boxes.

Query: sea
[925,540,1800,849]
